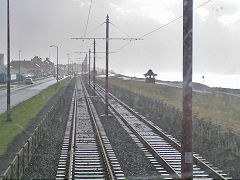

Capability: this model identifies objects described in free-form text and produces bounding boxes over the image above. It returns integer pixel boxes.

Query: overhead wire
[79,0,93,58]
[110,22,131,38]
[83,0,93,37]
[113,0,215,53]
[87,22,105,36]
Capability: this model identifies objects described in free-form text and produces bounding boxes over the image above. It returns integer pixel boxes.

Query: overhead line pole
[93,39,96,96]
[182,0,193,179]
[85,54,87,82]
[89,49,91,88]
[71,15,143,115]
[105,14,109,115]
[6,0,11,121]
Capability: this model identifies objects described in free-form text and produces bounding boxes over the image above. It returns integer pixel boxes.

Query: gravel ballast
[106,82,240,179]
[0,78,75,176]
[21,78,75,179]
[86,84,163,179]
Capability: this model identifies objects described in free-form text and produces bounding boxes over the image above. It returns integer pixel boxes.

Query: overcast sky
[0,0,240,77]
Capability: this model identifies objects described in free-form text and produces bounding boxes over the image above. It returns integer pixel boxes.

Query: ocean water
[125,72,240,89]
[193,74,240,89]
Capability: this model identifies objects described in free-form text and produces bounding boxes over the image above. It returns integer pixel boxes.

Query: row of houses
[0,55,69,83]
[10,56,56,77]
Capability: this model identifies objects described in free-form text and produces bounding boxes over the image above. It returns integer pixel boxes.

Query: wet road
[0,77,58,115]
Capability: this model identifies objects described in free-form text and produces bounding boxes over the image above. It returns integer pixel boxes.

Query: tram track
[55,77,125,179]
[93,82,231,179]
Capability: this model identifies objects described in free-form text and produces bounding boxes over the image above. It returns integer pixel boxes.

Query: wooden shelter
[143,69,157,83]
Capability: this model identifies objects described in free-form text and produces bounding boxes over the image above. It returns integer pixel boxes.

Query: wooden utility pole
[71,14,143,115]
[182,0,193,179]
[93,39,96,96]
[85,54,87,80]
[105,14,109,115]
[89,49,91,88]
[7,0,11,121]
[75,50,114,96]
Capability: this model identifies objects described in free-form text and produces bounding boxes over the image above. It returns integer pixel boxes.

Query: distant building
[143,69,157,83]
[11,60,34,76]
[43,57,55,75]
[0,54,6,75]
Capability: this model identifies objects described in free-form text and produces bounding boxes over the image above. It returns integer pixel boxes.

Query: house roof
[143,69,157,77]
[11,60,35,69]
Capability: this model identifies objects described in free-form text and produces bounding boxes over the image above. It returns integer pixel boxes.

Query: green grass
[0,77,70,155]
[12,81,25,85]
[103,77,240,134]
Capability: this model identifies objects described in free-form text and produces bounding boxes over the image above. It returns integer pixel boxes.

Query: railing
[0,96,62,180]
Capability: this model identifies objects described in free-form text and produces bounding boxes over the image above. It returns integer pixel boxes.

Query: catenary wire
[113,0,215,53]
[83,0,93,37]
[110,22,131,38]
[87,22,105,36]
[79,0,93,58]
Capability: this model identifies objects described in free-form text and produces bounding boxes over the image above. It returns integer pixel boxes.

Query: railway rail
[55,78,125,179]
[93,82,231,179]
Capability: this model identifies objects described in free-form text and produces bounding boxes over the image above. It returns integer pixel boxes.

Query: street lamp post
[67,53,70,76]
[50,45,59,85]
[19,50,21,81]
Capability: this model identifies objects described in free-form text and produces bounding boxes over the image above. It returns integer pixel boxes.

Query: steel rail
[95,82,228,180]
[93,83,180,179]
[68,88,77,179]
[81,80,115,180]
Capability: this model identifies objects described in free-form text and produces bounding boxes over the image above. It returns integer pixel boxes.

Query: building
[10,60,34,76]
[43,57,55,76]
[0,54,6,83]
[0,54,6,74]
[143,69,157,83]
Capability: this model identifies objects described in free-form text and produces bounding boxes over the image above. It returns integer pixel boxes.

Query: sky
[0,0,240,82]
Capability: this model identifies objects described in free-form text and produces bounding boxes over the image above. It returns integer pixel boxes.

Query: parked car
[25,78,33,85]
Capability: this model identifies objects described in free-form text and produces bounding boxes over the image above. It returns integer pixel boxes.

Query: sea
[124,72,240,89]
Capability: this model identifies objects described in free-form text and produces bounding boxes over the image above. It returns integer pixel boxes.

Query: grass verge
[101,77,240,134]
[0,77,70,155]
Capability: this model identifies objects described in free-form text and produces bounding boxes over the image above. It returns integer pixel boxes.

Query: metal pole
[93,39,96,96]
[57,46,59,84]
[82,62,83,75]
[19,50,21,80]
[6,0,11,121]
[67,53,70,76]
[85,54,87,81]
[89,48,91,88]
[105,14,109,115]
[72,61,74,75]
[181,0,193,179]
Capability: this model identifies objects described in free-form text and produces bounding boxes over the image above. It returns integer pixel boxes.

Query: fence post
[27,140,30,163]
[22,147,25,175]
[17,154,20,179]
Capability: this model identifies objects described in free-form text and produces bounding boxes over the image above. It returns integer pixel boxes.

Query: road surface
[0,77,59,115]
